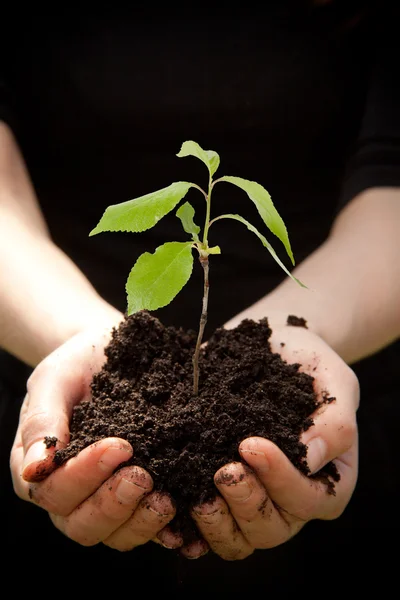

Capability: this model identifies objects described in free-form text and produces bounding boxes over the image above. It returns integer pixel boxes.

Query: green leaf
[212,214,306,287]
[177,140,220,177]
[207,245,221,255]
[89,181,193,236]
[205,150,220,177]
[218,176,295,265]
[126,242,194,314]
[176,201,200,240]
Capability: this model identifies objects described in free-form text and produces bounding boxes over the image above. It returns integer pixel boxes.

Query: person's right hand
[10,320,183,552]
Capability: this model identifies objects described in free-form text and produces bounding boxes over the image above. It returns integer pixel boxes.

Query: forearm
[226,187,400,364]
[0,122,122,367]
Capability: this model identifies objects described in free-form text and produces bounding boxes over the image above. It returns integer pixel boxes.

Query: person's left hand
[185,323,359,560]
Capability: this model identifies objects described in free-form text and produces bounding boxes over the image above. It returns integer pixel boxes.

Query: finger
[215,462,296,549]
[301,397,358,475]
[26,437,134,514]
[240,436,357,522]
[155,525,184,550]
[296,354,359,476]
[104,492,176,551]
[180,539,210,559]
[191,496,253,561]
[10,393,65,487]
[50,465,152,546]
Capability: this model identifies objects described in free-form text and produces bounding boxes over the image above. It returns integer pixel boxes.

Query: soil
[54,310,339,544]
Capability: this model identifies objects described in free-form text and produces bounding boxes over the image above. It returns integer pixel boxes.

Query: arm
[2,120,182,552]
[225,186,400,364]
[0,121,122,366]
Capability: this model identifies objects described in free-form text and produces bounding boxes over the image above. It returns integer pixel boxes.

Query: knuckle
[336,416,358,451]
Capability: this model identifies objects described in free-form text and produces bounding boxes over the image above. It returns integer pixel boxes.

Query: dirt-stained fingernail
[221,480,252,501]
[98,445,132,472]
[181,539,209,559]
[156,528,183,549]
[193,500,221,516]
[115,477,143,504]
[239,438,269,473]
[146,492,175,517]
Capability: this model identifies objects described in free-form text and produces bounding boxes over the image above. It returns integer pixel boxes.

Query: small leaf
[218,176,294,265]
[207,245,221,255]
[213,214,306,287]
[205,150,220,177]
[177,140,220,177]
[126,242,194,314]
[89,182,193,236]
[176,201,200,240]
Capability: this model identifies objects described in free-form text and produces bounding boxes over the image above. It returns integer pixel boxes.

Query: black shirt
[1,2,399,330]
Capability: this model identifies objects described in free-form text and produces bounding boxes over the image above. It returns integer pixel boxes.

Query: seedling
[90,141,304,394]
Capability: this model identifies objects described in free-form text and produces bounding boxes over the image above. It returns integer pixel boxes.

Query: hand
[10,320,180,551]
[189,323,359,560]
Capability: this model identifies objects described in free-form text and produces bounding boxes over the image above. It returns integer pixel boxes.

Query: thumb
[16,347,90,483]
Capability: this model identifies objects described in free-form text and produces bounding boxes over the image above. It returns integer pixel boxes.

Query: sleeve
[338,7,400,210]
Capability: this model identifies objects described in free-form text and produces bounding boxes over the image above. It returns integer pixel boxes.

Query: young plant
[90,141,304,394]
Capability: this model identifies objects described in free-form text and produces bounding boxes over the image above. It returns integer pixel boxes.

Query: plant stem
[202,174,213,245]
[192,255,209,395]
[192,173,213,395]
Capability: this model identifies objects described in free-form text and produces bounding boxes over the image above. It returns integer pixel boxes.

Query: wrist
[2,295,124,368]
[223,283,349,359]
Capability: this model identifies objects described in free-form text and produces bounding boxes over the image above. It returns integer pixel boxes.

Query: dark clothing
[1,2,399,592]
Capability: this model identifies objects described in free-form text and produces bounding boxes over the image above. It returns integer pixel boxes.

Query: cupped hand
[10,320,180,551]
[189,323,360,560]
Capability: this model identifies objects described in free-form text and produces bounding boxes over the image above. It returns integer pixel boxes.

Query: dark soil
[54,310,339,544]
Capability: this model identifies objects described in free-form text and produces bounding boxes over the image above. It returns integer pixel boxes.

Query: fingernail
[221,480,251,502]
[193,501,220,516]
[115,477,142,504]
[146,494,174,517]
[157,539,182,550]
[181,540,209,559]
[240,449,269,474]
[157,529,183,549]
[98,445,132,472]
[306,437,327,474]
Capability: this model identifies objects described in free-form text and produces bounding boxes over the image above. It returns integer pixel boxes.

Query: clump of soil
[287,315,308,328]
[54,310,339,544]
